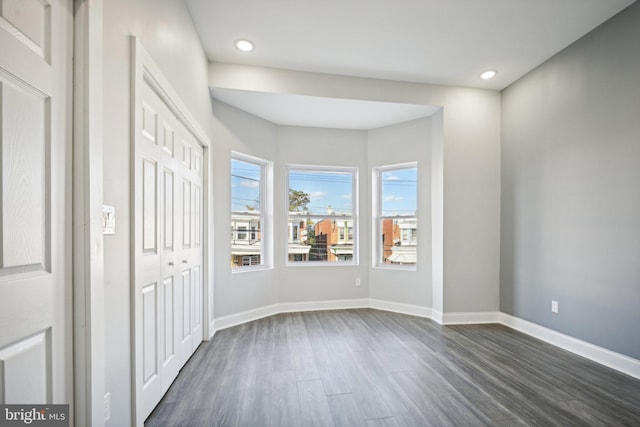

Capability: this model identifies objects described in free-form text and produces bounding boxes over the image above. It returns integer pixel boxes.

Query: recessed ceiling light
[480,70,497,80]
[235,39,254,52]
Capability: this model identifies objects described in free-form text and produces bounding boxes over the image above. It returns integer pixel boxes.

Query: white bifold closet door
[0,0,72,406]
[135,75,204,419]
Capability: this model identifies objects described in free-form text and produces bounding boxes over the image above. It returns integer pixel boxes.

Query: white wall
[210,108,439,310]
[211,101,279,317]
[367,118,433,307]
[209,64,501,313]
[431,109,445,315]
[277,126,370,302]
[102,1,213,425]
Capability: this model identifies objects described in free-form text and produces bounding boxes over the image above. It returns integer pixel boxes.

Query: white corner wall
[209,63,502,314]
[277,126,370,302]
[211,108,440,313]
[211,101,279,317]
[431,109,445,316]
[102,1,213,426]
[367,117,433,307]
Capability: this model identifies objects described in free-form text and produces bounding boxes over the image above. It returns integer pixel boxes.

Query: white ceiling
[187,0,635,129]
[212,88,440,130]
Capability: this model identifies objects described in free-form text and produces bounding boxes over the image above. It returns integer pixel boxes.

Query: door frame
[130,37,212,426]
[73,0,105,426]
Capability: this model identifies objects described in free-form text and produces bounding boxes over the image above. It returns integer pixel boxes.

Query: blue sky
[381,168,418,216]
[289,170,353,215]
[232,159,417,215]
[231,159,261,212]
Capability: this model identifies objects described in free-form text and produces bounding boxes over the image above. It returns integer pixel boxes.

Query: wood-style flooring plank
[270,370,302,427]
[326,393,368,427]
[297,380,335,427]
[301,311,352,396]
[365,417,401,427]
[284,313,320,382]
[349,347,439,426]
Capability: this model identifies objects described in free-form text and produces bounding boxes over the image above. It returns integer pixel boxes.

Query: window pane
[380,217,417,265]
[287,167,356,264]
[242,255,259,266]
[288,170,353,216]
[381,168,417,217]
[288,215,354,262]
[231,159,261,213]
[238,226,247,240]
[231,213,262,268]
[376,165,417,268]
[231,157,264,269]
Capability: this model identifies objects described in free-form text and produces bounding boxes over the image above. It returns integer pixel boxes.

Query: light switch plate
[103,205,115,235]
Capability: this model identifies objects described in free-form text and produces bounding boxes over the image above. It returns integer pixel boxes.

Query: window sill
[286,261,359,268]
[231,265,273,274]
[372,264,417,272]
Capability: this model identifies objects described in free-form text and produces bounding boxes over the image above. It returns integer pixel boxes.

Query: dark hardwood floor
[145,309,640,426]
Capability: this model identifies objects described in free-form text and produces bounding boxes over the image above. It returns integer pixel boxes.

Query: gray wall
[501,2,640,359]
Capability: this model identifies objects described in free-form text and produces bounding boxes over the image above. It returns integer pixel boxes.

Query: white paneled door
[134,49,205,420]
[0,0,71,405]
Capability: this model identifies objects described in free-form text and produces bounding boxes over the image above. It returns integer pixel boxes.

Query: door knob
[182,260,188,264]
[169,262,174,266]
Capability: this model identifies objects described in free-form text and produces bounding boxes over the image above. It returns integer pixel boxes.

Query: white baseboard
[208,320,216,339]
[214,303,279,331]
[212,300,639,380]
[279,298,369,314]
[214,299,369,331]
[443,311,502,325]
[500,313,640,380]
[369,299,432,318]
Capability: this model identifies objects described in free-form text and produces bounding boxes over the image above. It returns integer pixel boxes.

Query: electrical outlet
[355,278,361,287]
[551,300,559,314]
[104,392,111,421]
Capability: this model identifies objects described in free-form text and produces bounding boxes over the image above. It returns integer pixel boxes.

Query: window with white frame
[373,163,417,268]
[231,153,271,270]
[242,255,260,266]
[287,166,358,264]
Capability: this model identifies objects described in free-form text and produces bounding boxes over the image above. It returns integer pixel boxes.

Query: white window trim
[372,162,418,271]
[231,151,274,272]
[286,164,359,267]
